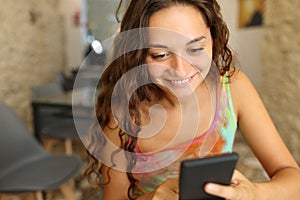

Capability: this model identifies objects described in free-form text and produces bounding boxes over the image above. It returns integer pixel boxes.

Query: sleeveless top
[132,76,237,196]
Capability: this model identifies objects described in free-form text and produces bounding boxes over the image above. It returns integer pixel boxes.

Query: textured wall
[0,0,65,129]
[261,0,300,163]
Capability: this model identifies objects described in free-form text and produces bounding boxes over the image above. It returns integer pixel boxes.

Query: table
[31,87,95,143]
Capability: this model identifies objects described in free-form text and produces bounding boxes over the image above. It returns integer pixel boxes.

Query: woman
[85,0,300,199]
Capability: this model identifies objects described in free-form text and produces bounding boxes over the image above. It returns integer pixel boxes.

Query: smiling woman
[84,1,300,200]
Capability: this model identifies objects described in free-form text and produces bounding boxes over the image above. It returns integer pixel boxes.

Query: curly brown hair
[85,0,234,199]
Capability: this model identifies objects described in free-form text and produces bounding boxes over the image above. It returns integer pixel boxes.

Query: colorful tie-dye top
[132,75,237,196]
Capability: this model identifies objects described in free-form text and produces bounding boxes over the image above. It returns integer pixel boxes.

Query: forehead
[147,28,202,49]
[148,4,209,41]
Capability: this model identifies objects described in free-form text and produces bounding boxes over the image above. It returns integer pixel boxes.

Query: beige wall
[59,0,85,71]
[261,0,300,163]
[219,0,264,88]
[0,0,65,129]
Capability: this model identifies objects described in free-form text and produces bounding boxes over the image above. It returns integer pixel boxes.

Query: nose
[171,54,192,77]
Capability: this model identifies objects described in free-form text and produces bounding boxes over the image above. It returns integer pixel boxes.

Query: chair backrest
[31,82,64,100]
[0,104,47,178]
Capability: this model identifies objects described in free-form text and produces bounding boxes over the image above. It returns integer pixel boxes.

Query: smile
[167,75,195,87]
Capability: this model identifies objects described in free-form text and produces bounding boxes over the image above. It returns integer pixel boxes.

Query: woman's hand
[143,178,179,200]
[204,170,258,200]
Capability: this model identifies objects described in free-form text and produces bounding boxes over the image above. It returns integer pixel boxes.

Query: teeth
[171,78,190,85]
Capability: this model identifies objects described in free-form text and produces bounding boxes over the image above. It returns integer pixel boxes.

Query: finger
[153,179,179,200]
[231,178,240,187]
[204,183,238,199]
[232,170,246,180]
[164,178,179,194]
[169,178,179,193]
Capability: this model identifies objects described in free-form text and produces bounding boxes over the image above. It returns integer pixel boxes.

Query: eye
[186,46,204,55]
[149,52,170,61]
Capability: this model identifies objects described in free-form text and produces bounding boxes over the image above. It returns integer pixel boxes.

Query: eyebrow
[148,36,206,49]
[148,44,168,49]
[186,36,206,45]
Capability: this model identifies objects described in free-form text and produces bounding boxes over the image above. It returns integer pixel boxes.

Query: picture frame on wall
[238,0,265,28]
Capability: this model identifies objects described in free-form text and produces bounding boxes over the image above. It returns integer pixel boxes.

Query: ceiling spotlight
[91,40,103,54]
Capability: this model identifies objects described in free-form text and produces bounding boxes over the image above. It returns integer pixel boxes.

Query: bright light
[91,40,103,54]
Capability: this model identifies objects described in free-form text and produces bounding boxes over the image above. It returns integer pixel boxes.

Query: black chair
[0,103,82,200]
[31,82,81,155]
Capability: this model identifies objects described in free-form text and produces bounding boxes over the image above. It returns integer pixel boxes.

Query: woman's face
[146,4,213,98]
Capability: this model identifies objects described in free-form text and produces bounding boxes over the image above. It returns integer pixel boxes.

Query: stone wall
[261,0,300,163]
[0,0,65,129]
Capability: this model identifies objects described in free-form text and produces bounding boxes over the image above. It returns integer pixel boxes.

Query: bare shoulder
[228,70,254,93]
[227,70,260,117]
[228,70,299,176]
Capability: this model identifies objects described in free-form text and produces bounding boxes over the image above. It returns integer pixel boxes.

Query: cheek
[187,52,212,72]
[147,63,168,79]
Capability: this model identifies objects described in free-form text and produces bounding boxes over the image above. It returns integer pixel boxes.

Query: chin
[172,88,197,99]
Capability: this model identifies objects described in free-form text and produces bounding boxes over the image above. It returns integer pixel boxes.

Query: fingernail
[205,183,217,192]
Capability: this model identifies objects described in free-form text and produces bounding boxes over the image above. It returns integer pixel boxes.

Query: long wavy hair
[85,0,234,199]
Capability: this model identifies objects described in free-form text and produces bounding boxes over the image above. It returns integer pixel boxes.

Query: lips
[167,74,196,87]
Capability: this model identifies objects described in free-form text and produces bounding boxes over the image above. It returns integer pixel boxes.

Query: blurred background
[0,0,299,199]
